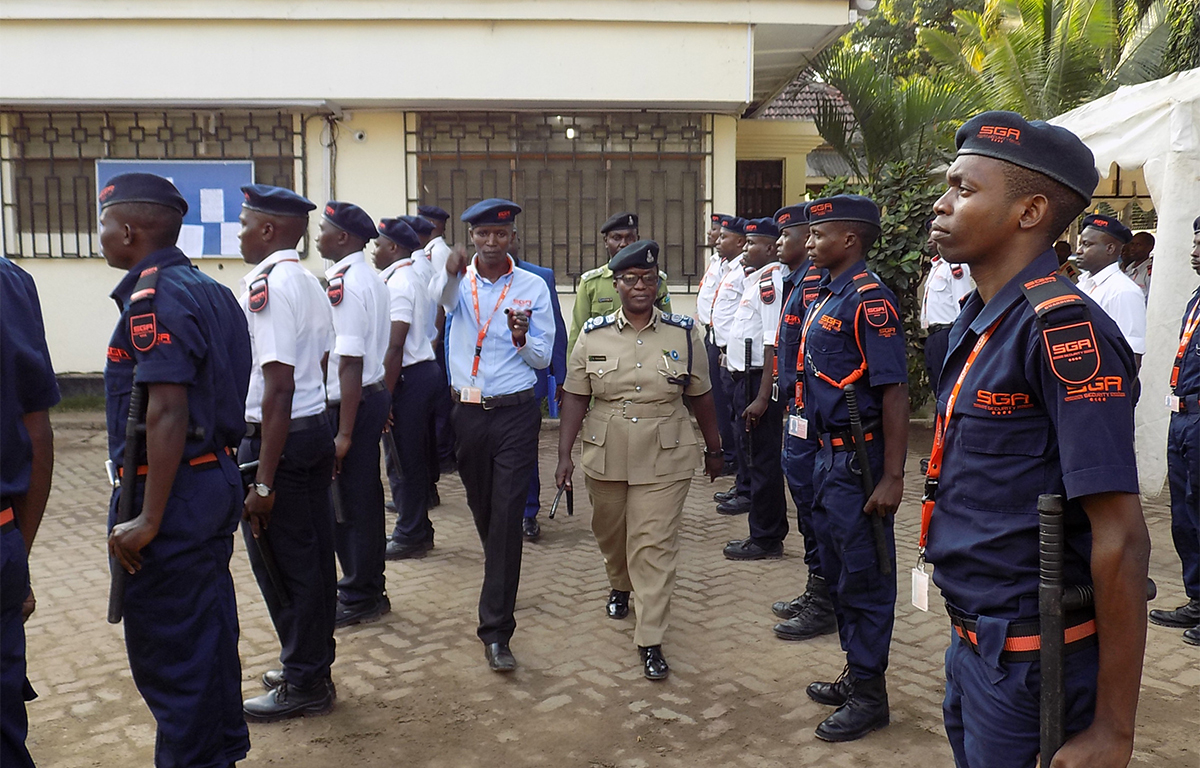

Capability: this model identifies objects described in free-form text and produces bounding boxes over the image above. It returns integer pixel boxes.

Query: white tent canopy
[1050,68,1200,496]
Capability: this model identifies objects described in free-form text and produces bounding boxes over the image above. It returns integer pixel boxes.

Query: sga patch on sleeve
[248,277,269,312]
[130,313,158,352]
[863,299,891,329]
[1042,322,1101,385]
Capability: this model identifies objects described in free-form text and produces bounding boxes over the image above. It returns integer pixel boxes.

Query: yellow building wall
[735,119,825,206]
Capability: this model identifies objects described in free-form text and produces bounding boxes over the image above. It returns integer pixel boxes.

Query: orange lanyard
[794,293,833,410]
[468,267,514,378]
[919,312,1007,553]
[1171,297,1200,391]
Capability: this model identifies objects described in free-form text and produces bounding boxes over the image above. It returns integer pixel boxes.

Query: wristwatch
[252,482,273,498]
[703,448,722,458]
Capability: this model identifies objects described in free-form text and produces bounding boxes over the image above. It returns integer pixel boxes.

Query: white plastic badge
[911,564,930,612]
[788,415,808,439]
[1166,394,1181,412]
[459,386,483,404]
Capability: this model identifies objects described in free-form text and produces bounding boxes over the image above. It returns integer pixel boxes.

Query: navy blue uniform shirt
[800,260,907,434]
[778,258,820,397]
[925,250,1139,619]
[515,258,568,397]
[105,247,252,465]
[1175,288,1200,397]
[0,258,60,499]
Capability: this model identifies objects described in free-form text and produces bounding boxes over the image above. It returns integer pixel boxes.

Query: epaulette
[799,263,822,309]
[1020,274,1099,386]
[851,271,895,330]
[247,260,283,313]
[580,266,606,282]
[660,312,694,330]
[583,312,617,333]
[327,264,350,307]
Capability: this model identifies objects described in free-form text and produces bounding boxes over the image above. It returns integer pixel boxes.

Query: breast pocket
[957,415,1050,513]
[104,361,135,444]
[581,415,609,475]
[654,417,699,476]
[586,356,620,397]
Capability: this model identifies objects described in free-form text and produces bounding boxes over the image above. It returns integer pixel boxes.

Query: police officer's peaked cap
[241,184,316,218]
[600,211,639,234]
[955,111,1099,201]
[719,215,746,235]
[323,201,377,241]
[1081,214,1132,244]
[774,204,808,229]
[99,173,188,216]
[806,194,880,228]
[461,198,522,226]
[399,215,435,236]
[377,218,422,252]
[745,217,780,239]
[417,204,450,221]
[608,239,659,272]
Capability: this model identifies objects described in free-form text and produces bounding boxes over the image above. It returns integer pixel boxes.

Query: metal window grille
[0,111,309,258]
[406,112,713,291]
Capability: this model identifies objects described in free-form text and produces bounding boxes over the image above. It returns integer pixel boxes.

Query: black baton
[239,461,292,608]
[330,476,347,524]
[744,338,755,470]
[844,383,891,577]
[107,378,147,624]
[1038,493,1066,764]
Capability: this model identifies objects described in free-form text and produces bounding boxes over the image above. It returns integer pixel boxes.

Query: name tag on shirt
[460,386,483,404]
[788,415,808,439]
[1167,394,1181,412]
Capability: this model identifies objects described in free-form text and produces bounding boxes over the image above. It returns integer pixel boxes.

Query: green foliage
[817,163,945,409]
[845,0,987,78]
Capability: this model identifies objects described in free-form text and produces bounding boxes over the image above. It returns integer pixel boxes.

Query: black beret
[323,201,377,241]
[807,194,880,228]
[399,214,434,236]
[719,215,746,235]
[955,111,1098,201]
[1081,214,1132,244]
[774,204,808,229]
[241,184,316,218]
[600,211,638,234]
[1193,215,1199,233]
[745,217,780,239]
[377,218,422,251]
[461,198,521,226]
[417,205,450,221]
[608,239,659,272]
[711,212,726,224]
[99,173,188,216]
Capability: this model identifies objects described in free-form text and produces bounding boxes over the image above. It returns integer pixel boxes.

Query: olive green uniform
[567,266,671,355]
[564,309,709,647]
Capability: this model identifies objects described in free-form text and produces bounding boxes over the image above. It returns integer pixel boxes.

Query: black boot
[771,570,816,619]
[814,674,889,742]
[774,576,837,640]
[1149,598,1200,628]
[806,665,852,706]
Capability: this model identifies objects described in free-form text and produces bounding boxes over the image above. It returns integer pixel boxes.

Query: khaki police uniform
[567,265,671,354]
[564,308,710,647]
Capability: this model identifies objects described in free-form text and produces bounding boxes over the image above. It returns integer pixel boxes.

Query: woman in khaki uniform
[556,240,724,680]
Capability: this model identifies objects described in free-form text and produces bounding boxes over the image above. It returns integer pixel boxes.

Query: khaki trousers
[585,476,691,647]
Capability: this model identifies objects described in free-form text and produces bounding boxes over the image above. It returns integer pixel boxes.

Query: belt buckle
[621,400,632,419]
[481,395,495,411]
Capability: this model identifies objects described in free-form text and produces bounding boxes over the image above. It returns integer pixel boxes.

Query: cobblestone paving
[21,414,1199,767]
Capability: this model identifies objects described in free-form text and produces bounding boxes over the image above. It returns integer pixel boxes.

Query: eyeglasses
[615,273,659,287]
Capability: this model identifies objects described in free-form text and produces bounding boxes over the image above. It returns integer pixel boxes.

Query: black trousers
[240,424,336,689]
[730,369,788,545]
[432,339,456,465]
[384,360,440,545]
[924,326,952,393]
[451,398,541,644]
[721,367,751,497]
[705,335,739,468]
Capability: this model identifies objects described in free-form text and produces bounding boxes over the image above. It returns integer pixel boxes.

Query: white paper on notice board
[176,224,205,259]
[220,222,241,256]
[200,188,225,223]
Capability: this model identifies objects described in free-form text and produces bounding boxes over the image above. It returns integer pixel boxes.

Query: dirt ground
[20,414,1200,767]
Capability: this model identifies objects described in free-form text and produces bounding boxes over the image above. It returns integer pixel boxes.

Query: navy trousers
[811,439,896,680]
[385,361,440,545]
[240,424,336,690]
[0,523,34,768]
[924,326,952,393]
[525,466,542,519]
[112,458,249,768]
[432,337,456,465]
[721,367,751,498]
[329,386,391,606]
[451,398,541,644]
[1167,410,1200,599]
[705,335,739,469]
[729,369,787,544]
[782,408,822,575]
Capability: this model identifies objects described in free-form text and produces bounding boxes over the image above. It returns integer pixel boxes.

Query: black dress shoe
[713,489,738,503]
[814,674,889,742]
[385,538,433,560]
[243,681,333,722]
[716,496,751,515]
[1149,598,1200,628]
[723,538,783,561]
[522,517,541,541]
[261,670,337,700]
[639,645,669,680]
[807,666,853,706]
[606,590,630,619]
[1184,626,1200,646]
[718,463,738,477]
[334,595,391,628]
[484,642,517,672]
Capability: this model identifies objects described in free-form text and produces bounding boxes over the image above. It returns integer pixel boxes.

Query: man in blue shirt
[431,198,554,672]
[99,173,252,765]
[0,257,59,768]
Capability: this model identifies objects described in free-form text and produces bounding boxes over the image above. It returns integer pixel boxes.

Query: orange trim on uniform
[953,618,1095,653]
[118,447,230,478]
[0,507,13,527]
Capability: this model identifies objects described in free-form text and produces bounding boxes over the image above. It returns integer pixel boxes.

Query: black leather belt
[820,421,882,452]
[946,604,1097,663]
[927,323,953,334]
[327,380,388,407]
[729,368,763,381]
[452,387,536,410]
[1171,393,1200,414]
[245,413,328,439]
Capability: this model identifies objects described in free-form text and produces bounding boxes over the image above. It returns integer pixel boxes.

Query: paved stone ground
[21,413,1199,767]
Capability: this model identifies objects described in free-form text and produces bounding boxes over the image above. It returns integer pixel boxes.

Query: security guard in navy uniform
[768,203,837,641]
[923,112,1149,767]
[1150,214,1200,645]
[0,257,59,768]
[99,173,252,765]
[799,194,908,743]
[431,198,555,672]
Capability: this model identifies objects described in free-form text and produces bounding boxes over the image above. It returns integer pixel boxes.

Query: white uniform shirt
[1078,261,1147,354]
[425,236,452,288]
[710,255,749,349]
[324,251,391,402]
[726,262,784,372]
[240,249,333,422]
[921,257,974,328]
[379,258,436,366]
[1123,257,1152,300]
[695,253,727,326]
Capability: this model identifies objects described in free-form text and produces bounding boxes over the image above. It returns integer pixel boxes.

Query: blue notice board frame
[97,160,255,259]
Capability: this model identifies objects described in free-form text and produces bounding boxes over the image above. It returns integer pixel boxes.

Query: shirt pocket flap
[958,415,1049,457]
[583,416,609,447]
[657,418,698,450]
[586,356,619,377]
